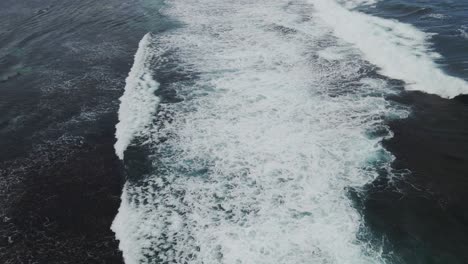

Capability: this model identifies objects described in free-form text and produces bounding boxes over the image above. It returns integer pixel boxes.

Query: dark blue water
[0,0,467,263]
[0,0,164,263]
[358,1,468,263]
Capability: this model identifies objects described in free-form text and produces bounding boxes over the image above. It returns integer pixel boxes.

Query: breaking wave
[313,0,468,98]
[114,33,160,160]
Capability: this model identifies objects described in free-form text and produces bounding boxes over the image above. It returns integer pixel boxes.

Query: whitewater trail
[112,0,465,263]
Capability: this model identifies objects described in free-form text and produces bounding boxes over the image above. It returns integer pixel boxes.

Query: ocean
[1,0,467,263]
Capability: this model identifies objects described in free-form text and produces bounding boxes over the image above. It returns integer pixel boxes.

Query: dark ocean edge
[0,0,167,262]
[358,91,468,264]
[0,113,126,264]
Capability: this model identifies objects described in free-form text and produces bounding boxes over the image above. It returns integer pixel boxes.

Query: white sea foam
[114,33,160,159]
[459,26,468,39]
[112,1,411,263]
[422,13,446,20]
[338,0,378,9]
[312,0,468,98]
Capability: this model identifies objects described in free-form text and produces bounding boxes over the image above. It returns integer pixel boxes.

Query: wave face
[114,33,161,160]
[106,0,446,263]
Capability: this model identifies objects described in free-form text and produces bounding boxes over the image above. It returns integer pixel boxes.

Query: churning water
[112,0,467,263]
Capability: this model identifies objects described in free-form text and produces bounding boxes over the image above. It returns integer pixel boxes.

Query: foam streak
[114,33,160,159]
